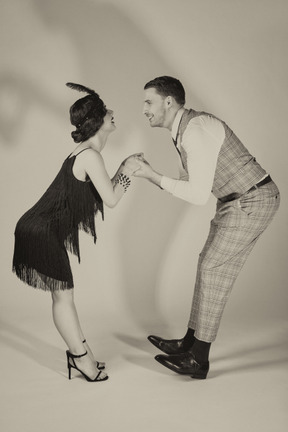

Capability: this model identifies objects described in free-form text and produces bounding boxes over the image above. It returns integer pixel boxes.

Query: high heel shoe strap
[66,350,108,382]
[67,350,88,359]
[66,350,88,375]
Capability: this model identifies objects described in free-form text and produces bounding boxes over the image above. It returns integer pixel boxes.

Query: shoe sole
[155,357,208,380]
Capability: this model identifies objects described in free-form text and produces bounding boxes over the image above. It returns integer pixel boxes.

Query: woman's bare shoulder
[79,149,106,172]
[73,148,103,162]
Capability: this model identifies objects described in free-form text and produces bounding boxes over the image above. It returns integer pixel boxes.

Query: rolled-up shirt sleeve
[161,115,224,205]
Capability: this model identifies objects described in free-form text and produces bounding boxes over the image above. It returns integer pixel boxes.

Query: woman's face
[100,109,116,133]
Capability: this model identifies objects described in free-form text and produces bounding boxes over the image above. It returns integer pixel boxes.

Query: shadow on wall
[0,72,67,144]
[2,0,202,332]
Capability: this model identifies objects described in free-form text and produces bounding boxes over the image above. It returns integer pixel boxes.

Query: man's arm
[134,115,224,205]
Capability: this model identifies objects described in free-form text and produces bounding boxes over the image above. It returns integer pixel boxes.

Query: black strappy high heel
[66,350,108,382]
[82,339,105,370]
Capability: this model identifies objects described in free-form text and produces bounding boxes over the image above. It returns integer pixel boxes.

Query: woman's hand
[120,153,163,187]
[131,159,153,179]
[122,153,145,165]
[132,158,163,188]
[121,153,144,176]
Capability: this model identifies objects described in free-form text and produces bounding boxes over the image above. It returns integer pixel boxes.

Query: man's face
[143,88,168,128]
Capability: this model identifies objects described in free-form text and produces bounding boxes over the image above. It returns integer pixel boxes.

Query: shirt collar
[171,107,185,141]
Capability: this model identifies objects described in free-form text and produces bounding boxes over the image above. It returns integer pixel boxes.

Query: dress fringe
[12,264,73,291]
[12,156,103,292]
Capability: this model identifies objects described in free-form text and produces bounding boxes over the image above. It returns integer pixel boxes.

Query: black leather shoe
[148,335,187,354]
[155,351,209,379]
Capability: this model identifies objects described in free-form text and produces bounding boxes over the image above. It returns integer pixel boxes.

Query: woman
[12,83,141,382]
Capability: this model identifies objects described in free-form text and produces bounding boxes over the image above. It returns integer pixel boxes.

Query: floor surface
[1,310,287,432]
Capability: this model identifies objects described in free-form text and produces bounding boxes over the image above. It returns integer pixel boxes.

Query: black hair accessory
[66,82,97,96]
[66,82,107,134]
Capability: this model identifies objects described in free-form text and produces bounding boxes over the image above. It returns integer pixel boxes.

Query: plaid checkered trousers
[178,110,280,342]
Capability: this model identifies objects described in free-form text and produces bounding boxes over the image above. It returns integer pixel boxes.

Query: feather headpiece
[66,82,97,96]
[66,82,106,131]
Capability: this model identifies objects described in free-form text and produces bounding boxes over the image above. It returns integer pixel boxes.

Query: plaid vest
[177,109,267,199]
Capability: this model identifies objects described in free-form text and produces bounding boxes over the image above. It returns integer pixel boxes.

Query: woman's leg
[82,340,105,369]
[51,288,107,380]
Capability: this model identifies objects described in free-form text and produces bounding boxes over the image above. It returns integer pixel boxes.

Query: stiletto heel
[66,350,108,382]
[82,339,105,370]
[68,360,72,380]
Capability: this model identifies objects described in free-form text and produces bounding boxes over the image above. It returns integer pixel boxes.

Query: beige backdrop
[1,0,287,338]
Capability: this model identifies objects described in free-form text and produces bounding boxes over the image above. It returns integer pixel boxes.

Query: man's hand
[132,158,163,188]
[121,153,144,176]
[122,153,145,166]
[121,153,163,187]
[131,159,153,179]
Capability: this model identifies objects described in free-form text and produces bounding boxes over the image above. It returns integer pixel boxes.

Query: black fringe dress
[12,151,104,291]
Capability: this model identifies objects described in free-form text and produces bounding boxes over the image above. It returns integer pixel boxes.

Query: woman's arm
[111,153,144,185]
[83,150,140,208]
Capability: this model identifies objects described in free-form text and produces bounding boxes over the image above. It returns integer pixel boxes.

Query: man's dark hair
[144,76,185,106]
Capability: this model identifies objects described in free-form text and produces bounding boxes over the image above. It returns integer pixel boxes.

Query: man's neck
[171,107,185,137]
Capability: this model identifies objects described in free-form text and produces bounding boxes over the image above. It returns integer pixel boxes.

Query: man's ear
[166,96,173,107]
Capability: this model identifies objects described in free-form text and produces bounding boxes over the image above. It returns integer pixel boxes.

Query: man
[133,76,280,379]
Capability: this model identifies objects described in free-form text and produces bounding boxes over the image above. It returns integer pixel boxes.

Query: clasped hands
[121,153,153,179]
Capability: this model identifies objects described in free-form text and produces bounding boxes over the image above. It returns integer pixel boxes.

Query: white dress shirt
[160,109,225,205]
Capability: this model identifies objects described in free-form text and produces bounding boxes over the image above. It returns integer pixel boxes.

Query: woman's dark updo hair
[66,82,107,143]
